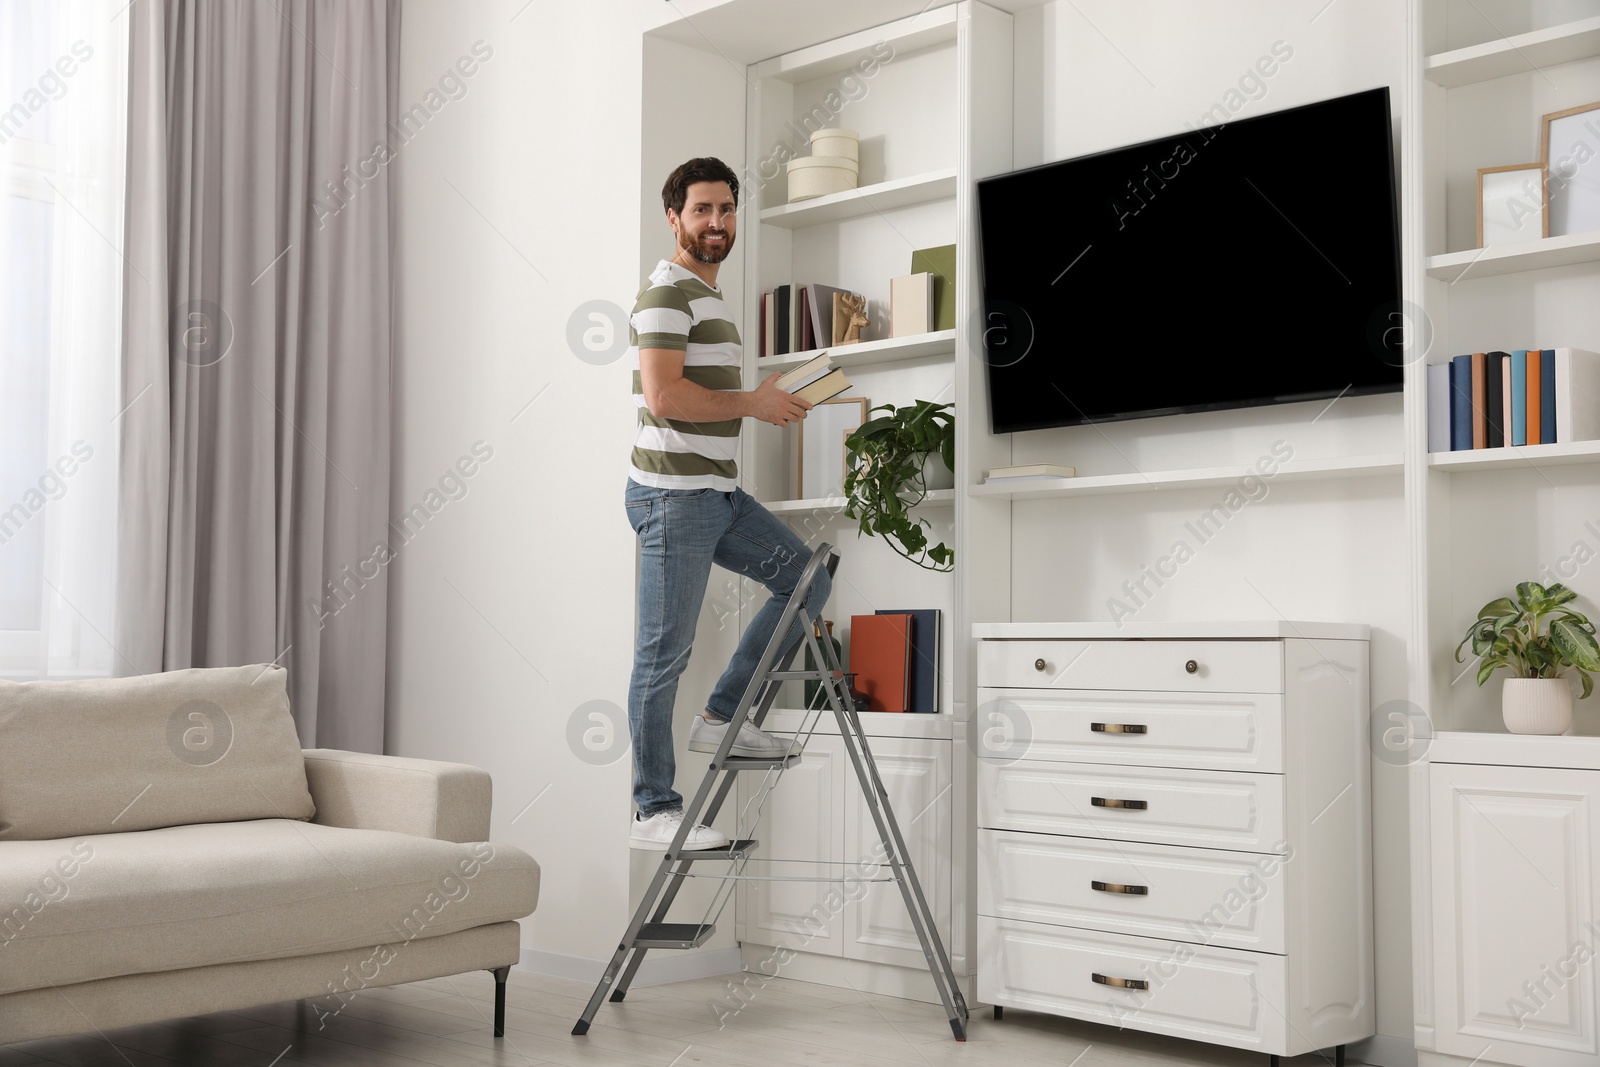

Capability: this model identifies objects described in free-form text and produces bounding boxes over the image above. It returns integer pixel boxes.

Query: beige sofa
[0,664,540,1045]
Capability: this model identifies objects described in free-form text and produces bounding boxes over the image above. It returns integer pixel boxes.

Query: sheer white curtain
[0,1,128,679]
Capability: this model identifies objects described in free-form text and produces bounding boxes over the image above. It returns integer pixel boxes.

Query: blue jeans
[624,479,832,816]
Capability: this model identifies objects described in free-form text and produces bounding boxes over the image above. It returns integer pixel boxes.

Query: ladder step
[763,670,826,680]
[635,922,716,948]
[720,753,803,770]
[680,838,758,859]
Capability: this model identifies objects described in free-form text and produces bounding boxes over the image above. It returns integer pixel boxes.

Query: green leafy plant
[842,400,955,572]
[1455,581,1600,697]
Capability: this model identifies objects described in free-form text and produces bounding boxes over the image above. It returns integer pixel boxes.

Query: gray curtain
[115,0,398,752]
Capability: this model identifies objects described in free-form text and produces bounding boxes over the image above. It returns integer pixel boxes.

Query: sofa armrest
[301,749,491,843]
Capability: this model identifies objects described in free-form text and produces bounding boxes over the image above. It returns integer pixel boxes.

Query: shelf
[1428,438,1600,471]
[758,169,957,229]
[757,330,956,373]
[1424,230,1600,281]
[1424,15,1600,88]
[965,454,1403,500]
[1431,730,1600,770]
[761,488,955,515]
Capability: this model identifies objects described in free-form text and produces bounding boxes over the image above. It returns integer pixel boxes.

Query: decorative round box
[809,128,860,162]
[787,155,859,202]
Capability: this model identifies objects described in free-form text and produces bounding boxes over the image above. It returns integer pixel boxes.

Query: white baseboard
[516,946,742,989]
[1350,1032,1419,1067]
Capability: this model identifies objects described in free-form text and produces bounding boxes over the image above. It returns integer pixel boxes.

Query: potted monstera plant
[1455,581,1600,734]
[842,400,954,572]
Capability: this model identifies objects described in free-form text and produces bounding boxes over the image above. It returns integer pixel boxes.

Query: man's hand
[749,372,813,428]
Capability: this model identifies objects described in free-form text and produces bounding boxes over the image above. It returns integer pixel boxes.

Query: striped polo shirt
[628,260,742,491]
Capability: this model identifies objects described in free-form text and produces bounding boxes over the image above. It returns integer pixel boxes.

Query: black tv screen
[977,86,1403,434]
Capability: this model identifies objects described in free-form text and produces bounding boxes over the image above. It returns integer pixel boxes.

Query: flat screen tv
[977,86,1402,434]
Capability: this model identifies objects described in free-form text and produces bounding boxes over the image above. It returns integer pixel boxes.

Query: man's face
[670,181,737,264]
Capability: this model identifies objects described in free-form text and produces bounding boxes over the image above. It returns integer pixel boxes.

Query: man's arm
[640,349,813,427]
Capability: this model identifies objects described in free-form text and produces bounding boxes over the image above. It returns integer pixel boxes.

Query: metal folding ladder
[572,542,968,1041]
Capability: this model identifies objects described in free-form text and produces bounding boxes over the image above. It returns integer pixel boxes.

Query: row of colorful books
[758,284,864,357]
[1427,348,1599,451]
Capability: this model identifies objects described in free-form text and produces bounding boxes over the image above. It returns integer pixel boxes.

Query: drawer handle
[1091,880,1148,895]
[1090,722,1147,734]
[1034,658,1048,672]
[1090,796,1148,810]
[1092,972,1149,991]
[1184,659,1198,674]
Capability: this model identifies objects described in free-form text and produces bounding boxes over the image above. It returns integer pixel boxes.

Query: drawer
[978,830,1288,953]
[977,758,1285,853]
[977,915,1289,1055]
[977,639,1283,693]
[975,687,1283,772]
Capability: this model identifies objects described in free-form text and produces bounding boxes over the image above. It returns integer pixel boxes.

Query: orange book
[1528,351,1542,444]
[848,614,912,713]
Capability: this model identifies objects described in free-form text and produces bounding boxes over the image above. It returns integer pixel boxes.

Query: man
[624,157,833,851]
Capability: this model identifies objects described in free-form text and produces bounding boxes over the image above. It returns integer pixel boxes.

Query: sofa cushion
[0,664,314,841]
[0,820,541,995]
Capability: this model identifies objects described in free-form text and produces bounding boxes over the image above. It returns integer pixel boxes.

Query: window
[0,0,127,678]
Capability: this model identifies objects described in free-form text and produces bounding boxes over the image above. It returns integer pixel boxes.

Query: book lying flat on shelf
[986,463,1077,480]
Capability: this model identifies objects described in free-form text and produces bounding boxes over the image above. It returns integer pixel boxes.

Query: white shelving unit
[757,169,959,228]
[758,329,956,374]
[1406,5,1600,1067]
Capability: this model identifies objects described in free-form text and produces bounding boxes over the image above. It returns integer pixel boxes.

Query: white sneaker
[688,715,794,759]
[630,808,729,851]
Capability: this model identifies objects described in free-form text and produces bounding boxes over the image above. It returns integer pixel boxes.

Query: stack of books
[775,352,851,404]
[760,283,863,357]
[1427,348,1599,451]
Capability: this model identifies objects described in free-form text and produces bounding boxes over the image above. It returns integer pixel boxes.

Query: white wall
[1014,0,1414,1056]
[389,0,687,968]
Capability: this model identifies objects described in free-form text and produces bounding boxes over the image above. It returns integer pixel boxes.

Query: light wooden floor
[2,969,1371,1067]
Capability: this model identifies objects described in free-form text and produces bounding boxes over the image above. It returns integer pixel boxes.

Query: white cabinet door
[841,736,952,968]
[1430,762,1600,1067]
[735,733,846,956]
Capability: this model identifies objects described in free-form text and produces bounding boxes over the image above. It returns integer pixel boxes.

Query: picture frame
[796,396,867,500]
[1542,101,1600,238]
[1476,163,1548,247]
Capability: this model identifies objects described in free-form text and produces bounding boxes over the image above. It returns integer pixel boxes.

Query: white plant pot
[1502,677,1573,735]
[920,453,955,492]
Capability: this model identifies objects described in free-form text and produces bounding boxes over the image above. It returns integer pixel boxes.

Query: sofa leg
[492,965,511,1036]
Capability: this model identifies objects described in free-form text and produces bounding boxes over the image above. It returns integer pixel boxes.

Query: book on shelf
[793,367,852,404]
[1484,351,1505,448]
[986,463,1077,480]
[890,273,934,337]
[1509,350,1528,446]
[909,245,955,331]
[1556,348,1600,443]
[848,613,912,713]
[1426,363,1449,453]
[874,608,940,713]
[1449,355,1472,451]
[1541,349,1556,444]
[1471,351,1487,449]
[763,291,776,358]
[1526,348,1542,444]
[807,284,847,347]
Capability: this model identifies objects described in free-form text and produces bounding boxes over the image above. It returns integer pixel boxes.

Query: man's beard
[681,229,734,264]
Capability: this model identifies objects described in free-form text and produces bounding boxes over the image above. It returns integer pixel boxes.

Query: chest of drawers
[973,623,1374,1063]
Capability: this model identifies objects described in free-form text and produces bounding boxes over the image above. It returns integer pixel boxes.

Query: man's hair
[662,157,740,217]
